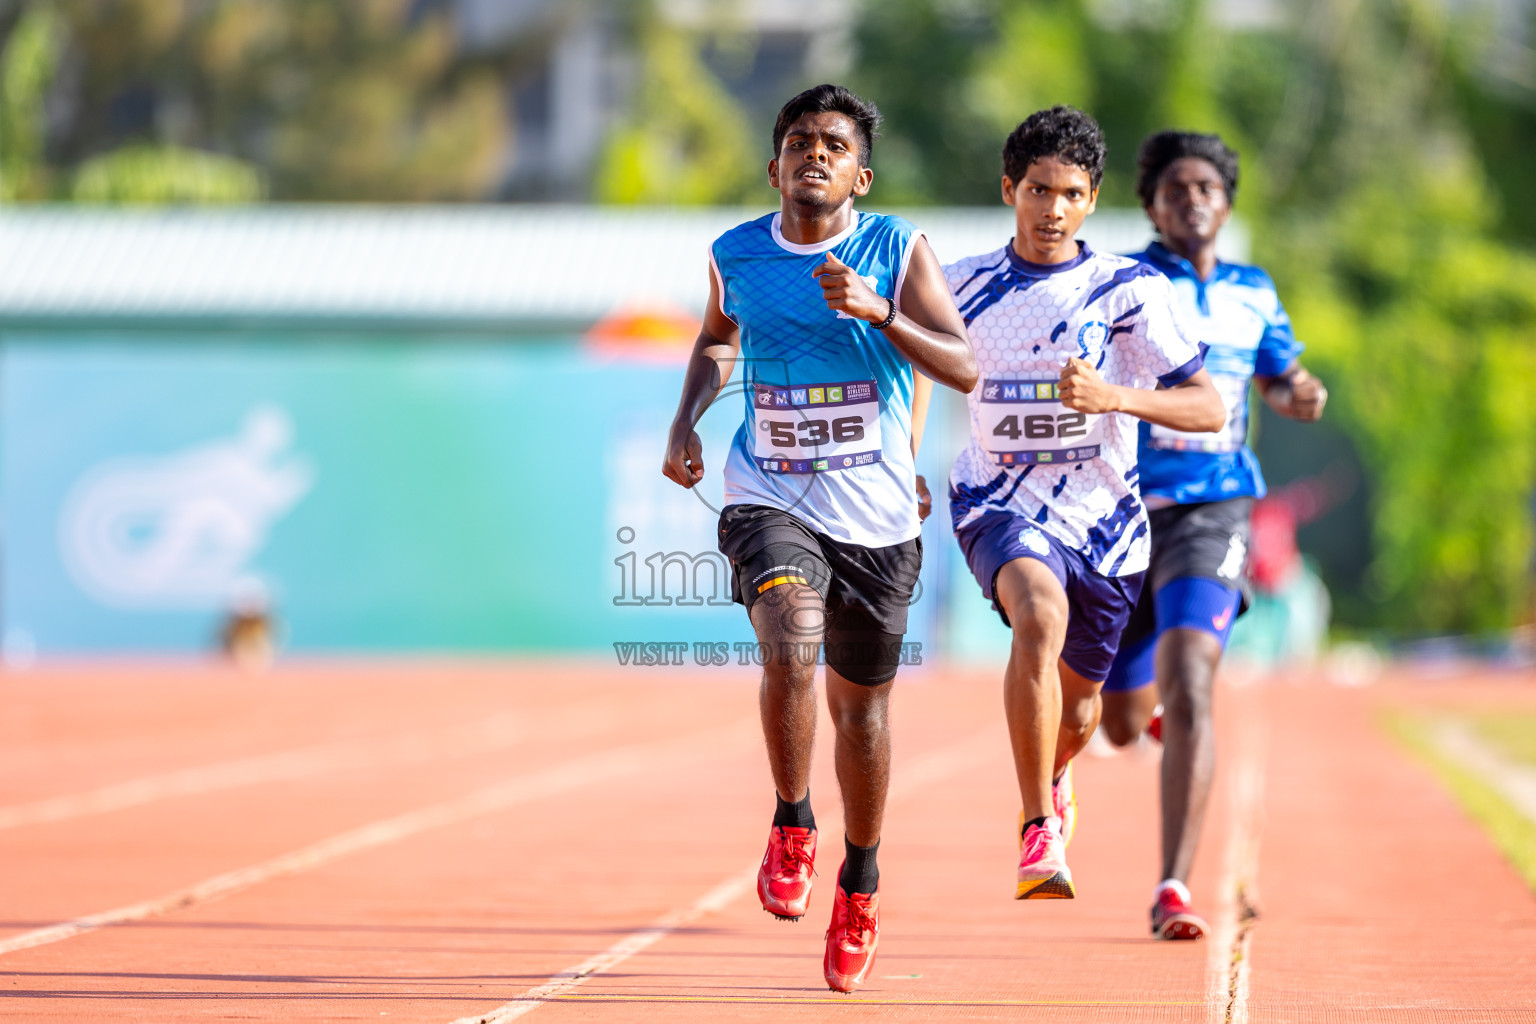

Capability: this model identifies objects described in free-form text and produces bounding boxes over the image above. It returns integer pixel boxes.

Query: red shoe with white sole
[823,877,879,992]
[1151,880,1207,940]
[758,826,816,920]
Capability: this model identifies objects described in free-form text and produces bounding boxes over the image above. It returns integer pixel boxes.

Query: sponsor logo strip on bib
[978,377,1105,467]
[1149,368,1247,453]
[753,380,883,474]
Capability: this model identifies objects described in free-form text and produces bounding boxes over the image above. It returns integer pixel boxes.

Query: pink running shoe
[1053,762,1077,846]
[1151,880,1207,940]
[823,878,879,992]
[757,826,816,920]
[1016,816,1074,900]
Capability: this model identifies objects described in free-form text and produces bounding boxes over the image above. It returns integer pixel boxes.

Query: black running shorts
[1143,496,1254,593]
[1118,496,1254,652]
[717,503,922,686]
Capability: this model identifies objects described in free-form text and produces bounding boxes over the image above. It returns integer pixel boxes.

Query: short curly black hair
[772,84,881,168]
[1002,106,1106,189]
[1134,131,1240,209]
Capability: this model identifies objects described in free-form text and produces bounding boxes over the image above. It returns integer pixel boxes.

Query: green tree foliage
[850,0,1237,207]
[848,0,1000,204]
[1257,4,1536,634]
[849,0,1536,634]
[0,2,61,200]
[1281,174,1536,633]
[2,0,263,202]
[0,0,507,201]
[71,143,265,202]
[594,1,755,205]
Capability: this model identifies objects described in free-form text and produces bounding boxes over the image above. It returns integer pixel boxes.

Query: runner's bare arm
[662,268,742,489]
[1255,361,1328,422]
[813,237,977,394]
[1058,359,1226,433]
[910,373,933,522]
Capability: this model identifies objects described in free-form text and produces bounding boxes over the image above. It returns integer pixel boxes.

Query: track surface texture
[0,661,1531,1022]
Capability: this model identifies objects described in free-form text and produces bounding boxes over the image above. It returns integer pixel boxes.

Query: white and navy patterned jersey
[1131,242,1304,506]
[713,210,925,548]
[946,242,1203,577]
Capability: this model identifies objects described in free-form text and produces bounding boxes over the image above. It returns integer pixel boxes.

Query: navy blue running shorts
[955,511,1144,683]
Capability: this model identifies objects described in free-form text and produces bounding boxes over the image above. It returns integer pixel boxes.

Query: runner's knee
[995,560,1068,654]
[1101,719,1136,747]
[761,648,818,690]
[1100,707,1144,747]
[1060,693,1097,737]
[1002,591,1068,662]
[1159,630,1219,727]
[1100,686,1157,746]
[826,680,889,739]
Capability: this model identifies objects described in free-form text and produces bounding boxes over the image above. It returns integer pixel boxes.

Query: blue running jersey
[712,211,925,548]
[945,243,1204,577]
[1131,242,1304,506]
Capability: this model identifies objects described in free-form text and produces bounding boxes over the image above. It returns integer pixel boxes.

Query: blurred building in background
[451,0,856,199]
[0,204,1209,657]
[1,0,1534,652]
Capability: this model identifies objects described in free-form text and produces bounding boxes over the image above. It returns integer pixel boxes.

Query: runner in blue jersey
[1099,131,1328,940]
[945,108,1226,904]
[662,85,976,992]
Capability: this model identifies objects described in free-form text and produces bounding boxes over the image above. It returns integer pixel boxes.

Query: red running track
[0,660,1530,1022]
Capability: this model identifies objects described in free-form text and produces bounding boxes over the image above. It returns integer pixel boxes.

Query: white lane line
[1207,682,1268,1024]
[0,720,754,958]
[451,867,760,1024]
[451,727,1006,1024]
[1429,719,1536,826]
[0,701,621,831]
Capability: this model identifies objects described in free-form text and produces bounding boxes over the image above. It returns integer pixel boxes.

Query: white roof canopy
[0,205,1246,324]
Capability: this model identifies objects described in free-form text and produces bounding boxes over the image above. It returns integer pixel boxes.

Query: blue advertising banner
[2,332,957,659]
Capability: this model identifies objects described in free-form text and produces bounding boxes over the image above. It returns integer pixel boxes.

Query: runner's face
[1148,157,1231,251]
[769,112,872,209]
[1003,156,1098,264]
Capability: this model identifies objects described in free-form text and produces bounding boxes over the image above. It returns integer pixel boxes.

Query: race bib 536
[977,377,1104,466]
[752,380,883,473]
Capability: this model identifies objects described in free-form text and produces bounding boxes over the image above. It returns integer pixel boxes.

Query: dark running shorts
[1103,496,1253,693]
[718,503,922,686]
[954,511,1144,683]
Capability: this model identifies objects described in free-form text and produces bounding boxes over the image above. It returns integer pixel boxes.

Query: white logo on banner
[60,407,314,609]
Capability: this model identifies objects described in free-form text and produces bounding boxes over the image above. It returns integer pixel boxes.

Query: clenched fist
[1058,356,1121,414]
[1286,367,1328,422]
[812,251,891,325]
[662,423,705,488]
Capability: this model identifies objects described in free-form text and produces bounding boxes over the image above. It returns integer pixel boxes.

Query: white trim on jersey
[893,229,925,313]
[707,248,735,324]
[769,210,861,255]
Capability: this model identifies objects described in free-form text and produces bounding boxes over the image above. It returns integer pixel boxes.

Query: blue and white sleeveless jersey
[713,210,925,548]
[1131,242,1304,507]
[946,243,1203,577]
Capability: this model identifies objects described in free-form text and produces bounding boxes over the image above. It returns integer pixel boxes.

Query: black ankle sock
[1021,815,1049,838]
[839,837,880,895]
[773,791,815,831]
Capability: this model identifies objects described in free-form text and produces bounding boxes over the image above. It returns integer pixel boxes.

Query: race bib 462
[977,377,1104,466]
[752,380,883,473]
